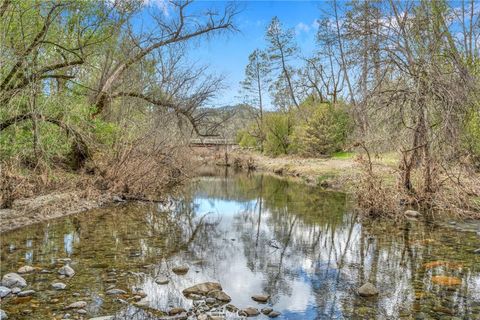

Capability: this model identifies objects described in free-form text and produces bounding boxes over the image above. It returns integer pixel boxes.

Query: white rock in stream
[58,265,75,277]
[52,282,67,290]
[0,286,11,298]
[1,273,27,288]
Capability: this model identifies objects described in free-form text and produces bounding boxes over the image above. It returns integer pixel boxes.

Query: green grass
[332,151,355,159]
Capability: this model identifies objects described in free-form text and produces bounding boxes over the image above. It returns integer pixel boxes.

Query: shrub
[263,113,294,156]
[292,103,352,156]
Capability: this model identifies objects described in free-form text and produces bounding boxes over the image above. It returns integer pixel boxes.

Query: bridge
[189,138,238,147]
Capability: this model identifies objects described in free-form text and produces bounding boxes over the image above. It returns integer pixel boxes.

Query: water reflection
[1,171,479,320]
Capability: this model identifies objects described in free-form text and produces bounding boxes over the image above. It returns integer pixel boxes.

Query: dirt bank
[0,191,116,233]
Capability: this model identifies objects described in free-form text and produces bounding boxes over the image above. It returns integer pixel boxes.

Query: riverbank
[0,191,116,233]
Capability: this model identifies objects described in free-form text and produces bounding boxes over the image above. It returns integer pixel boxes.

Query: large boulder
[182,282,222,297]
[1,273,27,288]
[358,282,379,297]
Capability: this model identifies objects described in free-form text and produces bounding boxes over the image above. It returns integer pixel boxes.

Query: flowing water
[1,169,480,320]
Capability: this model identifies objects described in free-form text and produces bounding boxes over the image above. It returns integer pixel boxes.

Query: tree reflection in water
[0,170,479,320]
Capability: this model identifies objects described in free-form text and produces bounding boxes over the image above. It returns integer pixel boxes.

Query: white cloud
[295,22,311,35]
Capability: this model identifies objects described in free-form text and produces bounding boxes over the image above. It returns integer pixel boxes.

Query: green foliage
[237,129,258,149]
[291,103,352,156]
[264,113,294,156]
[463,108,480,167]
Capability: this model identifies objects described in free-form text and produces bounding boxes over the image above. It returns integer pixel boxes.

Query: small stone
[62,313,71,319]
[172,265,189,275]
[268,311,281,318]
[17,266,36,274]
[106,288,127,295]
[261,307,273,315]
[58,265,75,277]
[473,248,480,254]
[243,307,260,317]
[251,294,269,303]
[208,290,231,302]
[1,273,27,288]
[226,304,238,313]
[404,210,421,218]
[169,307,186,316]
[64,301,87,309]
[205,297,216,305]
[358,282,379,297]
[0,309,7,319]
[52,282,67,290]
[77,309,87,314]
[11,287,21,294]
[88,317,114,320]
[17,290,35,297]
[0,286,11,298]
[155,276,169,285]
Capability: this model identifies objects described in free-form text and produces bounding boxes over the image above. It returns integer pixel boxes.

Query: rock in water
[58,265,75,277]
[169,307,186,316]
[17,290,35,297]
[1,273,27,288]
[172,265,189,275]
[358,282,379,297]
[261,307,273,315]
[17,266,36,274]
[52,282,67,290]
[404,210,421,218]
[182,282,222,297]
[155,276,169,285]
[64,301,87,309]
[243,307,260,317]
[251,294,270,303]
[473,248,480,254]
[0,286,11,298]
[207,290,231,302]
[0,309,7,319]
[268,311,281,318]
[106,288,127,295]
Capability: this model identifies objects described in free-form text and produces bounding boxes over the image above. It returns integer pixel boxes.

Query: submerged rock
[58,265,75,277]
[1,273,27,288]
[64,301,87,310]
[261,307,273,315]
[155,276,169,285]
[17,266,36,274]
[268,311,281,318]
[0,286,11,298]
[106,288,127,295]
[52,282,67,290]
[251,294,269,303]
[182,282,222,297]
[0,309,7,319]
[208,290,231,302]
[169,308,186,316]
[358,283,379,297]
[17,290,35,297]
[431,276,462,286]
[242,307,260,317]
[172,265,189,275]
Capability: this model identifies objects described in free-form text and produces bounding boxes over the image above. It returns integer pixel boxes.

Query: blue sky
[142,1,329,108]
[191,1,326,107]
